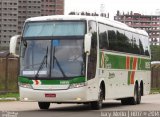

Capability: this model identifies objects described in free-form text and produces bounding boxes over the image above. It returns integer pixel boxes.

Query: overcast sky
[65,0,160,19]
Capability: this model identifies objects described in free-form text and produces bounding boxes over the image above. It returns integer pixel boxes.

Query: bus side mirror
[84,33,92,55]
[10,35,21,56]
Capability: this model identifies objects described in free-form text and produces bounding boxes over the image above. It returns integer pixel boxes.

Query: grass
[0,93,19,100]
[150,88,160,94]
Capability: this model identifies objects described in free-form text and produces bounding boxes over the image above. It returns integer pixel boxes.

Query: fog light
[19,82,33,89]
[23,98,28,101]
[76,98,81,101]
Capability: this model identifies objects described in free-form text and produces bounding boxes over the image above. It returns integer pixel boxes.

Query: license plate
[45,93,56,98]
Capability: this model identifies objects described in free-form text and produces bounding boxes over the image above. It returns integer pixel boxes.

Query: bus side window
[142,35,150,56]
[99,23,109,50]
[116,29,126,52]
[139,36,145,55]
[131,33,140,54]
[124,31,133,53]
[145,36,150,56]
[87,21,97,80]
[107,26,117,51]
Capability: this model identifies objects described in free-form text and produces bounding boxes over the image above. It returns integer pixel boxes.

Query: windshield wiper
[52,47,67,78]
[35,47,48,78]
[53,56,67,78]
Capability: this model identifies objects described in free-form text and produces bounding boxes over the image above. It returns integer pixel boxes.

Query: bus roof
[25,15,148,36]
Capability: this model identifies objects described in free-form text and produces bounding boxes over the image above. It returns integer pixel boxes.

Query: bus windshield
[20,20,86,79]
[20,39,85,79]
[23,21,85,37]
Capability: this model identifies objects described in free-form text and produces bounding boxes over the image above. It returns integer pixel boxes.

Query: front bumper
[20,86,88,103]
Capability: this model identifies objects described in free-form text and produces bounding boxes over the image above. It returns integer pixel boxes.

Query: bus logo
[60,81,70,85]
[145,62,150,69]
[100,52,109,68]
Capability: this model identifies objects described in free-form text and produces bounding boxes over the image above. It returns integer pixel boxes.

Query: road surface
[0,94,160,117]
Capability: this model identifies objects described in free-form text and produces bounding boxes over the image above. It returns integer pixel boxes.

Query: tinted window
[98,24,150,56]
[138,36,145,55]
[87,21,97,80]
[23,21,86,37]
[132,33,141,54]
[141,36,150,56]
[99,23,109,50]
[108,27,117,51]
[124,31,134,53]
[117,29,128,52]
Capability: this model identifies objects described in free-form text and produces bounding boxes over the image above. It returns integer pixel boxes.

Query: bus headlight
[18,82,33,89]
[69,82,87,89]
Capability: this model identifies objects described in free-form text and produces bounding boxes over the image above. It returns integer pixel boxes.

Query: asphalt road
[0,94,160,117]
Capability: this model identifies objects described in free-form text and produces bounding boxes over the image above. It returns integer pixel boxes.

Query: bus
[10,15,151,110]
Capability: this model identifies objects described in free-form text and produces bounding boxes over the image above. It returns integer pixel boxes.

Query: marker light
[76,98,82,101]
[23,98,28,101]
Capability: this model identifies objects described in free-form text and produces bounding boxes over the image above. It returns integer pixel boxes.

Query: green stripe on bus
[99,52,150,70]
[18,76,85,85]
[110,54,126,69]
[19,76,33,84]
[138,58,150,70]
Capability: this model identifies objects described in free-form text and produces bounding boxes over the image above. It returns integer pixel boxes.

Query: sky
[65,0,160,19]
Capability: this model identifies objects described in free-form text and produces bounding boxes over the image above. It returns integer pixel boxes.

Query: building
[41,0,64,16]
[0,0,64,48]
[0,0,18,47]
[18,0,64,34]
[114,11,160,45]
[18,0,41,34]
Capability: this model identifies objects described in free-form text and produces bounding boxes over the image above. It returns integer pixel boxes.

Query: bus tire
[38,102,50,109]
[130,83,141,105]
[137,85,141,104]
[90,85,103,110]
[121,83,141,105]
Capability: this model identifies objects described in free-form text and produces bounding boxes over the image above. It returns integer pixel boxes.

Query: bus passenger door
[86,21,99,101]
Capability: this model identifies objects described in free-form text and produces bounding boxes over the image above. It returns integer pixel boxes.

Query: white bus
[10,15,151,110]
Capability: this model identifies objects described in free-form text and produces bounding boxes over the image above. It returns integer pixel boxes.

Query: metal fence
[151,67,160,89]
[0,52,19,93]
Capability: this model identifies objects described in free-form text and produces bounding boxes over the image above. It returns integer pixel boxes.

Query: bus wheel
[38,102,50,109]
[90,86,103,110]
[137,85,141,104]
[121,84,141,105]
[130,83,141,105]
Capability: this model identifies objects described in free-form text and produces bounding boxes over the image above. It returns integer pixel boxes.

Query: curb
[0,97,17,101]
